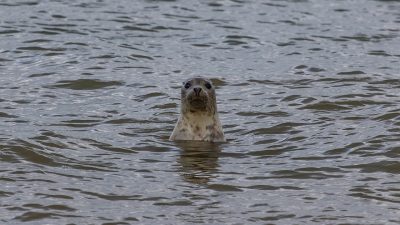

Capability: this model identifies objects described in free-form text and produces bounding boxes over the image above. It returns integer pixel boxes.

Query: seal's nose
[193,87,202,96]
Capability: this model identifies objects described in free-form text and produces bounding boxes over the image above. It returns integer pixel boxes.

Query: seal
[170,77,226,142]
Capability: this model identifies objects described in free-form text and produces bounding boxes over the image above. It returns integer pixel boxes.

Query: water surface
[1,0,400,224]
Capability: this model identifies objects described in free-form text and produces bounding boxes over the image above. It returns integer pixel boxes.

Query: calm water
[1,0,400,224]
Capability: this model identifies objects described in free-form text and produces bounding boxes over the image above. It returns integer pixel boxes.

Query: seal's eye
[184,82,191,89]
[205,82,212,89]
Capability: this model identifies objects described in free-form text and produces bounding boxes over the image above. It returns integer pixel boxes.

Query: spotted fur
[170,77,225,142]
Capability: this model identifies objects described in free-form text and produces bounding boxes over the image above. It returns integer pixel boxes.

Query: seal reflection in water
[170,77,226,142]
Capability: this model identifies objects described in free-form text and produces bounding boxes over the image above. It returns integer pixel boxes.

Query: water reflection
[175,141,221,185]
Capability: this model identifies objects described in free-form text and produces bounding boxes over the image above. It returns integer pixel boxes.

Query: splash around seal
[170,77,226,142]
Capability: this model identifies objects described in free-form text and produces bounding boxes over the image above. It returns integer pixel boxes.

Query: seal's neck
[182,111,217,125]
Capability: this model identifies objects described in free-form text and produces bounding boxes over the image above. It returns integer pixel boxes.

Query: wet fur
[170,77,225,142]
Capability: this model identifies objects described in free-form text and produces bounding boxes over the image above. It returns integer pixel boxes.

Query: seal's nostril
[193,87,202,96]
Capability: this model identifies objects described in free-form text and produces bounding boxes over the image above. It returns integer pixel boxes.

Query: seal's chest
[170,114,224,142]
[187,121,214,141]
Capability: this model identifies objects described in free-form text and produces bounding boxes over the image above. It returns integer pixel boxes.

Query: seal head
[170,77,225,142]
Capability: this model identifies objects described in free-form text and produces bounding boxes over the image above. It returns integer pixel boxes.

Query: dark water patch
[57,119,101,128]
[3,141,58,166]
[343,161,400,174]
[263,2,287,7]
[152,25,192,31]
[373,112,400,121]
[0,112,18,118]
[293,156,341,161]
[64,42,88,46]
[42,27,87,35]
[207,184,242,192]
[236,111,290,118]
[248,122,308,135]
[245,185,303,190]
[349,192,400,204]
[14,211,81,222]
[32,136,68,149]
[337,70,365,75]
[122,25,158,33]
[279,20,300,25]
[341,34,371,42]
[0,57,11,62]
[90,54,118,59]
[51,14,66,19]
[31,30,60,35]
[79,191,142,201]
[223,39,247,45]
[0,1,39,6]
[153,200,193,206]
[368,50,391,56]
[132,146,171,153]
[370,79,400,85]
[48,79,124,90]
[225,35,257,40]
[28,72,56,78]
[276,41,296,46]
[35,193,74,200]
[127,54,154,60]
[251,214,296,222]
[216,25,242,30]
[0,29,20,35]
[290,37,315,42]
[23,203,76,212]
[163,13,200,20]
[334,100,390,107]
[294,65,308,69]
[191,43,213,47]
[105,118,150,124]
[270,170,343,180]
[35,23,77,27]
[137,92,167,101]
[383,147,400,158]
[247,148,286,157]
[308,67,325,72]
[334,8,350,12]
[324,142,364,155]
[17,46,66,52]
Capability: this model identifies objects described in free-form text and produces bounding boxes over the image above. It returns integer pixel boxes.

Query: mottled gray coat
[170,77,225,142]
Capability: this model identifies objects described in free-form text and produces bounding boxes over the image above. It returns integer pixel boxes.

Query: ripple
[0,1,39,6]
[28,72,56,78]
[48,79,124,90]
[14,211,81,222]
[3,141,58,166]
[22,203,76,212]
[343,161,400,174]
[207,184,242,192]
[270,169,343,180]
[0,112,18,118]
[122,25,158,33]
[301,101,351,111]
[373,112,400,121]
[337,70,366,75]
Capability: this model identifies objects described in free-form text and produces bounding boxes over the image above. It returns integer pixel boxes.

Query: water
[1,0,400,224]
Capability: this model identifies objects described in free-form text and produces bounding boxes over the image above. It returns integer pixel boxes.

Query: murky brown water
[1,0,400,224]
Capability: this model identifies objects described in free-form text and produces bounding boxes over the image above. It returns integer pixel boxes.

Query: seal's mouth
[189,98,207,110]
